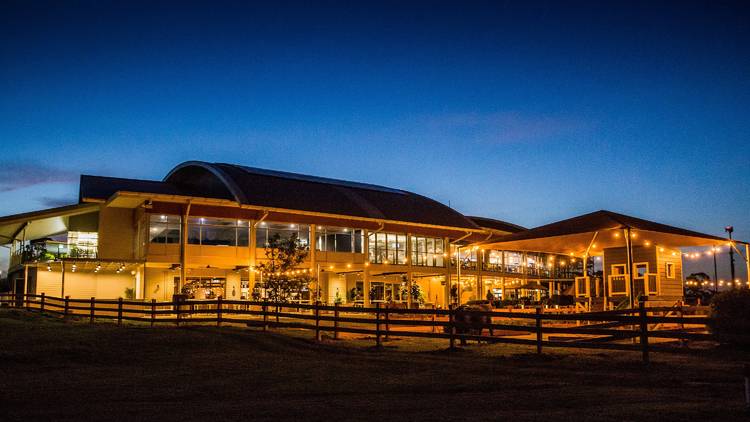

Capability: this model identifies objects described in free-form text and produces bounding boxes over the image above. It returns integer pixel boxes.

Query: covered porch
[480,210,746,309]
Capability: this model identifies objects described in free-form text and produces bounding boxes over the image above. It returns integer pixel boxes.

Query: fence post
[262,302,268,331]
[151,299,156,328]
[449,304,456,350]
[64,295,70,319]
[639,301,649,364]
[384,304,390,341]
[117,297,123,327]
[536,307,543,354]
[275,302,280,324]
[333,302,339,340]
[431,304,436,333]
[90,297,95,324]
[375,302,382,348]
[217,296,223,327]
[677,301,685,347]
[315,301,321,341]
[174,296,180,327]
[40,293,45,313]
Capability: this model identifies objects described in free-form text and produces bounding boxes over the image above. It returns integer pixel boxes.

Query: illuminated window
[666,262,675,279]
[187,218,249,247]
[149,214,181,244]
[67,231,98,258]
[410,236,444,267]
[256,222,309,247]
[368,232,406,264]
[315,226,363,253]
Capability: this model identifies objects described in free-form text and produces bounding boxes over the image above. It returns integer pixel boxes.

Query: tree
[685,272,714,304]
[256,233,314,303]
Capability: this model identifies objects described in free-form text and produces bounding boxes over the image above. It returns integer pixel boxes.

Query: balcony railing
[12,244,98,265]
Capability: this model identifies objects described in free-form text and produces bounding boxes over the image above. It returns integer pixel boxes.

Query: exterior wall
[36,270,135,298]
[602,246,683,299]
[97,207,136,260]
[144,267,178,301]
[602,246,657,280]
[656,247,684,297]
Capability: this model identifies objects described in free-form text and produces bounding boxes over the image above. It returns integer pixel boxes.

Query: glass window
[368,232,407,264]
[149,214,181,244]
[410,236,445,267]
[315,226,363,253]
[187,217,249,247]
[256,222,309,247]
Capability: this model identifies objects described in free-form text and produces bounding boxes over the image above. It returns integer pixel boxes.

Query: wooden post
[117,297,123,327]
[40,292,45,313]
[63,295,70,319]
[262,302,268,331]
[90,297,95,324]
[174,296,180,327]
[315,301,321,341]
[536,307,543,354]
[384,304,390,341]
[151,299,156,327]
[217,296,223,327]
[275,302,280,323]
[677,301,685,347]
[431,304,436,333]
[639,301,649,364]
[375,302,382,348]
[449,304,456,350]
[333,302,340,340]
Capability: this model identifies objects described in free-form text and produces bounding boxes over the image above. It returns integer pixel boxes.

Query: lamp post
[712,247,719,294]
[726,226,736,289]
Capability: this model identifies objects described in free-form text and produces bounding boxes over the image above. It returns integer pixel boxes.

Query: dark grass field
[1,309,748,421]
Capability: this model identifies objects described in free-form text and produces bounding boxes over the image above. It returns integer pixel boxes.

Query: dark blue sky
[1,0,748,279]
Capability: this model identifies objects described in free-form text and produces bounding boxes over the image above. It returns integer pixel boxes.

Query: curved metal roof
[164,161,480,229]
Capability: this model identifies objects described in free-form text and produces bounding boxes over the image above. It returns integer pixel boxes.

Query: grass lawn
[0,309,748,421]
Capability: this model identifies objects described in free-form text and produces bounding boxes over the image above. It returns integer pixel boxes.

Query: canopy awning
[479,210,734,257]
[0,203,99,244]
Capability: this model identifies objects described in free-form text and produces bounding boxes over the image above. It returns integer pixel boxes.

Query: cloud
[0,162,79,192]
[37,196,77,208]
[423,111,593,144]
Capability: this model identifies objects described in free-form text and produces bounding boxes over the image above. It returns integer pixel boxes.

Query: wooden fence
[0,293,713,363]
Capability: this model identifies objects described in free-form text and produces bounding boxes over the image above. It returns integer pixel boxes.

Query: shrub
[708,289,750,347]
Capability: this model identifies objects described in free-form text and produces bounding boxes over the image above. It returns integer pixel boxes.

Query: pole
[726,227,736,288]
[639,301,649,364]
[746,244,750,290]
[712,247,719,294]
[456,246,461,306]
[535,307,543,354]
[625,228,635,308]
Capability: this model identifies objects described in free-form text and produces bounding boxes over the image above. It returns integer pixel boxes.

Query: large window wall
[368,232,406,264]
[410,236,445,267]
[316,226,363,253]
[188,217,249,247]
[256,222,310,247]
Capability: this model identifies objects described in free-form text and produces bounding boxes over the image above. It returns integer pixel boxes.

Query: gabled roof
[0,203,100,242]
[79,175,218,202]
[467,216,526,233]
[481,210,731,256]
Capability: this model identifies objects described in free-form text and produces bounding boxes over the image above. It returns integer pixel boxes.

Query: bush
[708,289,750,347]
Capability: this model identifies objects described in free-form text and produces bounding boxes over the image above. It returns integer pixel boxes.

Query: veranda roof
[480,210,733,257]
[0,203,99,244]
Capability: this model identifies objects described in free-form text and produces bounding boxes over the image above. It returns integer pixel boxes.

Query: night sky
[1,0,748,279]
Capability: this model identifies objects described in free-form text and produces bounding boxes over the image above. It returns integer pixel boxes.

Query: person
[486,289,494,303]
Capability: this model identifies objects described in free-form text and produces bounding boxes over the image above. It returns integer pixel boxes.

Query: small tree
[256,233,313,303]
[708,289,750,347]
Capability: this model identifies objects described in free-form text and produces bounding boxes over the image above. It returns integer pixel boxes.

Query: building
[0,161,740,309]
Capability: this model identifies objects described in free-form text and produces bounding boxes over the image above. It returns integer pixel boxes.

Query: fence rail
[0,293,713,363]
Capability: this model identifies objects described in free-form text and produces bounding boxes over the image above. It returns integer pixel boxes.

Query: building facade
[4,161,697,308]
